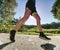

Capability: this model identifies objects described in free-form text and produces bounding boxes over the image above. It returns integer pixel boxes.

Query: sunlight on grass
[16,32,60,36]
[17,32,39,35]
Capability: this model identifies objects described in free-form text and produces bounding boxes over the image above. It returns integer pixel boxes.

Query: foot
[10,36,15,42]
[39,32,51,40]
[10,30,16,42]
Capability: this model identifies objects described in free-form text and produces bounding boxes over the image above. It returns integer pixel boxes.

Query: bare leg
[10,9,31,42]
[32,14,51,40]
[32,14,42,32]
[15,9,31,31]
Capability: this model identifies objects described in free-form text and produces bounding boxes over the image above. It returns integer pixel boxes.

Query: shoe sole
[10,39,15,42]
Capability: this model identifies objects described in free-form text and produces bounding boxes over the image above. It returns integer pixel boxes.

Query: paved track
[0,33,60,50]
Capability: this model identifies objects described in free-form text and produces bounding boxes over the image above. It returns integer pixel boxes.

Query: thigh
[24,9,31,18]
[26,1,37,15]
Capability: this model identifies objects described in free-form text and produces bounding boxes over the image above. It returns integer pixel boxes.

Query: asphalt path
[0,33,60,50]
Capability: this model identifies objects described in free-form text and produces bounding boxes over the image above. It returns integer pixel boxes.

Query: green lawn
[17,32,38,35]
[16,29,60,36]
[17,32,60,36]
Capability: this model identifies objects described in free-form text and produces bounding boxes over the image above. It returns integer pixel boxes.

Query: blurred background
[0,0,60,36]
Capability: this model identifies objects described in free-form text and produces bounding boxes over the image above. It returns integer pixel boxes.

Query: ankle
[40,32,43,33]
[40,32,44,34]
[40,32,44,35]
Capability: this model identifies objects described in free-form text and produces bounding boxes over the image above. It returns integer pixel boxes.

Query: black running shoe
[10,30,16,42]
[39,32,51,40]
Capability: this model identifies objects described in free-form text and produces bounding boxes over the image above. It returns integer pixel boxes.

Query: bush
[0,25,14,33]
[43,29,60,34]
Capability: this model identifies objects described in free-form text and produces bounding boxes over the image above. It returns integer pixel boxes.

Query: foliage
[0,0,17,18]
[17,22,60,35]
[17,29,60,36]
[51,0,60,20]
[42,22,60,29]
[0,0,17,24]
[0,0,17,33]
[43,29,60,34]
[18,25,28,32]
[0,18,19,33]
[12,18,19,25]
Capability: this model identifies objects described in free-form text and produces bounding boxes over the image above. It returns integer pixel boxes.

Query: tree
[0,0,17,25]
[12,18,19,25]
[0,0,17,32]
[51,0,60,20]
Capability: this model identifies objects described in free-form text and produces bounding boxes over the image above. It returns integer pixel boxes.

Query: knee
[32,14,41,21]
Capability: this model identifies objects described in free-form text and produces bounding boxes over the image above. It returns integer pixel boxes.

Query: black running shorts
[26,0,37,15]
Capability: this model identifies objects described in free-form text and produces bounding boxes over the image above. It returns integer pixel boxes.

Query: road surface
[0,33,60,50]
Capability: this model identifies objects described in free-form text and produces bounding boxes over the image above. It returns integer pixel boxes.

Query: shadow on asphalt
[0,42,13,50]
[41,43,56,50]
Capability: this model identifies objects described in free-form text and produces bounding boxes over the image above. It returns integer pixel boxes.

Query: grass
[16,28,60,36]
[45,33,60,36]
[17,32,39,35]
[16,31,60,36]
